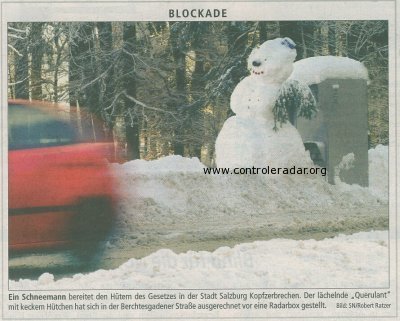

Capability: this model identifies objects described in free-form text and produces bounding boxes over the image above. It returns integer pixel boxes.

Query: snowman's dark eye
[264,59,267,61]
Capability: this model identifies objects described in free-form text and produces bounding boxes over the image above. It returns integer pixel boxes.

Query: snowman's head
[248,37,297,84]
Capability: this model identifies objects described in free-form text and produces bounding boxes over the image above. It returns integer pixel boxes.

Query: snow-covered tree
[273,79,317,130]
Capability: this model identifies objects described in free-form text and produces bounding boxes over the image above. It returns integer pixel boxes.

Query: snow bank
[10,146,388,289]
[114,145,388,214]
[121,155,205,173]
[369,144,389,199]
[106,147,388,252]
[10,230,388,289]
[290,56,369,85]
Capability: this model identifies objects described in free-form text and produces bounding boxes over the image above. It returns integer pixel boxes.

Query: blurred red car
[8,100,116,254]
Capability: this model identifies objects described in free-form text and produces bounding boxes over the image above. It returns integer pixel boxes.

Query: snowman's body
[215,38,312,168]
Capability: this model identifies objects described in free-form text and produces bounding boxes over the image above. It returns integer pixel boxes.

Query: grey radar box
[296,78,369,187]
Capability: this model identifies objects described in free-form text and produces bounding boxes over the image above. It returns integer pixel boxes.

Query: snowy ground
[11,230,388,289]
[10,145,389,288]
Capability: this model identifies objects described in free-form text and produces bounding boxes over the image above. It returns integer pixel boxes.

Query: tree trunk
[97,22,116,162]
[301,22,315,58]
[82,24,101,140]
[97,22,114,115]
[68,23,96,140]
[259,21,268,43]
[68,24,87,131]
[190,49,206,159]
[125,114,140,160]
[328,22,337,56]
[123,22,140,160]
[8,50,15,99]
[96,22,115,143]
[52,23,67,103]
[226,22,249,85]
[170,22,187,156]
[13,23,29,99]
[30,23,44,100]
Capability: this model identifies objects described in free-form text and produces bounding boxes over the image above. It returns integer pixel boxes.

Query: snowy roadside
[10,145,388,288]
[10,230,388,289]
[106,145,388,254]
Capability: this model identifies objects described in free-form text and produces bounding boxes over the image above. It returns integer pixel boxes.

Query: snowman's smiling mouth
[252,69,264,75]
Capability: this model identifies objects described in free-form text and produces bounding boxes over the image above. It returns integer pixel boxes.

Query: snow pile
[98,147,388,265]
[121,155,205,173]
[115,167,378,228]
[290,56,369,85]
[107,146,388,245]
[369,144,389,199]
[334,152,355,182]
[114,144,388,213]
[10,147,388,289]
[10,230,388,289]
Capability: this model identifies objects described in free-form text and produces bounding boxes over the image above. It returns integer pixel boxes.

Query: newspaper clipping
[1,0,398,320]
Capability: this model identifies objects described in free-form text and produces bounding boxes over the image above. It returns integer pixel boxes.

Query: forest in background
[7,21,388,164]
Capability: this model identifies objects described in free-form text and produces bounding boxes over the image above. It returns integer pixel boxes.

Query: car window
[9,104,77,150]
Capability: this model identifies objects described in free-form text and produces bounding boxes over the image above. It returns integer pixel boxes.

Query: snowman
[215,37,314,169]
